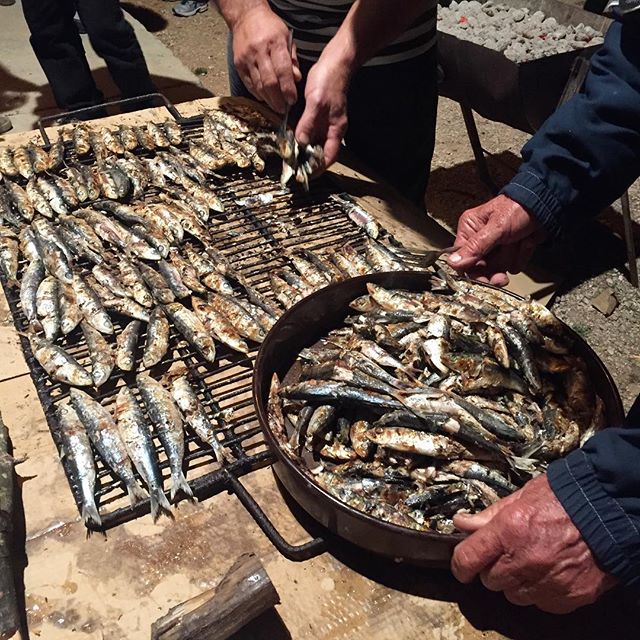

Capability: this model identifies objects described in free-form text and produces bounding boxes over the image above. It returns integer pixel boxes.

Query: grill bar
[1,98,395,545]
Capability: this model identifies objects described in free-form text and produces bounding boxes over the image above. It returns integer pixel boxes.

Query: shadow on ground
[122,2,169,33]
[0,62,211,122]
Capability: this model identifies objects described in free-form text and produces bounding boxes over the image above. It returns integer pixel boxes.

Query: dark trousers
[228,36,438,207]
[22,0,156,113]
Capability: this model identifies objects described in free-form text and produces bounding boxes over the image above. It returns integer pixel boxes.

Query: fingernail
[448,253,462,264]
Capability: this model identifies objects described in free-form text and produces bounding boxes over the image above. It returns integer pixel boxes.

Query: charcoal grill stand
[456,58,639,288]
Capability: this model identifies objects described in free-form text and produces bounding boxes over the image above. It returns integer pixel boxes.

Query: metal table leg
[621,191,639,288]
[460,104,498,195]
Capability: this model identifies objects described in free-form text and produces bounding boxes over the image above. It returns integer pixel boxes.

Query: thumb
[453,492,520,532]
[448,225,501,270]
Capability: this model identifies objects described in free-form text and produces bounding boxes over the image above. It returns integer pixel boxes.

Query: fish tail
[126,479,148,505]
[170,470,193,501]
[149,486,173,522]
[82,500,102,529]
[210,441,235,465]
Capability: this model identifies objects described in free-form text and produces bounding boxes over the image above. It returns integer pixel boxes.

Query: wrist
[316,40,358,86]
[222,1,271,30]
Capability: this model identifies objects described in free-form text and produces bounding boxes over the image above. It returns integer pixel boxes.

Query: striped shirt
[268,0,437,66]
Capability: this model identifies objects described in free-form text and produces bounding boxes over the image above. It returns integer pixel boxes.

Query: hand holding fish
[295,55,349,169]
[450,474,616,613]
[227,3,301,114]
[447,195,545,287]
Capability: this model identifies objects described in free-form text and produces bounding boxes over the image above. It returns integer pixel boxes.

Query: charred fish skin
[69,389,147,505]
[57,403,102,528]
[36,275,61,341]
[136,372,193,501]
[115,386,172,520]
[163,302,217,364]
[171,375,234,463]
[73,274,114,335]
[20,259,45,327]
[81,320,114,387]
[142,307,170,369]
[116,320,142,372]
[30,334,93,387]
[191,297,249,354]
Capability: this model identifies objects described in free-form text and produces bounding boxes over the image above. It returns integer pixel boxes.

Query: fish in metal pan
[62,167,89,202]
[171,375,234,464]
[167,247,205,294]
[116,320,142,372]
[57,403,102,528]
[136,372,193,501]
[273,282,605,533]
[163,121,183,146]
[134,125,155,151]
[206,292,266,343]
[92,264,133,300]
[99,127,125,155]
[115,386,172,520]
[70,389,147,505]
[142,307,170,369]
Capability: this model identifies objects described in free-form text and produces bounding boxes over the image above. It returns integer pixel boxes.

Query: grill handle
[227,473,326,562]
[36,92,185,148]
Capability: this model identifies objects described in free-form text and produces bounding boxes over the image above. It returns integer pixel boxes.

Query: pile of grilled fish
[269,277,606,534]
[59,371,233,528]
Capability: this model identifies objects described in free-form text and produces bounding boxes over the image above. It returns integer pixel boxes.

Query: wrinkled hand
[447,195,545,287]
[451,475,617,613]
[231,6,301,114]
[295,59,349,168]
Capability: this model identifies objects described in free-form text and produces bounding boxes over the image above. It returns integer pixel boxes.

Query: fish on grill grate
[136,373,192,501]
[115,386,172,521]
[70,389,147,506]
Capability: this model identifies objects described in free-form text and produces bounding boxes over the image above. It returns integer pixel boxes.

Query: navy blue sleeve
[501,16,640,237]
[547,427,640,587]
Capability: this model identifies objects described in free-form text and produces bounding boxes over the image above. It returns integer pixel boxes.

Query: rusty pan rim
[252,271,624,551]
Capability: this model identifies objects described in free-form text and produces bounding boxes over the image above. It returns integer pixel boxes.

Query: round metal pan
[253,271,625,566]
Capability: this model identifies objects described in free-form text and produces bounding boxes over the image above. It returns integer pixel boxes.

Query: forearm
[548,427,640,587]
[215,0,270,29]
[502,16,640,237]
[318,0,431,79]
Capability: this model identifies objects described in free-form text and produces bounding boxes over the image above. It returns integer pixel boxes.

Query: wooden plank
[151,553,280,640]
[0,415,22,640]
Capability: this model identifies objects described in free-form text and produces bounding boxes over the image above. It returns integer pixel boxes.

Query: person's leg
[344,48,438,208]
[77,0,157,102]
[22,0,105,111]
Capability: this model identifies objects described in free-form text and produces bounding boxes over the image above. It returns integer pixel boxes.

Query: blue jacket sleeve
[547,427,640,587]
[501,16,640,237]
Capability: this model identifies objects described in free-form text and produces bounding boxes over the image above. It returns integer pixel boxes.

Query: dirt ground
[125,0,640,413]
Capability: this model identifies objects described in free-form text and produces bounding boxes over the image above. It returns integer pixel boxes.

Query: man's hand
[447,195,545,287]
[295,57,349,168]
[230,6,301,114]
[451,475,617,613]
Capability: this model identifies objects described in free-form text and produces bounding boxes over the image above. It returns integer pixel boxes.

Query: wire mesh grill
[0,107,405,531]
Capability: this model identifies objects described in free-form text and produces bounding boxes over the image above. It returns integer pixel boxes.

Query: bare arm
[297,0,432,165]
[215,0,301,113]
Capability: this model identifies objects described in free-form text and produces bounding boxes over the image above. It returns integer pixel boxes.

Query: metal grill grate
[1,100,401,539]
